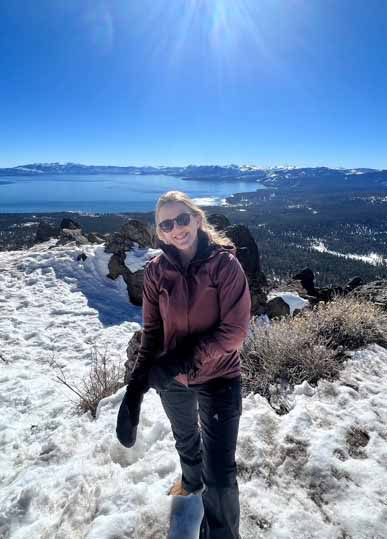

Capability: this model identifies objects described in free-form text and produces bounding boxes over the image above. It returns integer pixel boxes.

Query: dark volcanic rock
[60,218,81,230]
[266,296,290,319]
[207,214,231,230]
[344,276,363,293]
[58,228,89,246]
[292,268,316,295]
[105,220,153,254]
[224,224,263,275]
[35,221,60,243]
[207,215,268,315]
[348,280,387,310]
[124,330,143,384]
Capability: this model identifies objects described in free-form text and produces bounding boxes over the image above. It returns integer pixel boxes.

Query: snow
[125,245,162,273]
[191,196,227,206]
[311,240,387,267]
[267,291,309,315]
[1,242,387,538]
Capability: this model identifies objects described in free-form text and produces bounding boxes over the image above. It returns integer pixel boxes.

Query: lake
[0,174,265,213]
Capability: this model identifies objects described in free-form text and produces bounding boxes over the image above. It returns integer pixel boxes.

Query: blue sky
[1,0,386,169]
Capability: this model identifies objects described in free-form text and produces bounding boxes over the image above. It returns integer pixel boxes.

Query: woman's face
[157,201,202,253]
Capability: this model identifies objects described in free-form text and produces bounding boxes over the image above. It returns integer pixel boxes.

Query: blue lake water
[0,174,264,213]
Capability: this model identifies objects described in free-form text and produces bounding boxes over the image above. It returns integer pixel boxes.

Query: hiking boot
[168,480,191,496]
[168,479,204,496]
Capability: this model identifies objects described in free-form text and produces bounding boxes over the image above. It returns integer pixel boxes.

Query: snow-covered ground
[311,240,387,268]
[1,242,387,539]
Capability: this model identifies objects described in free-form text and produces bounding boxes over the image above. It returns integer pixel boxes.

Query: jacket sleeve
[191,253,251,377]
[136,262,164,368]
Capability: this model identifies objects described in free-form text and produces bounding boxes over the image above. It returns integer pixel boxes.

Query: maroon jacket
[138,229,251,386]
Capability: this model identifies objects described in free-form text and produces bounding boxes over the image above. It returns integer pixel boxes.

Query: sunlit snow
[0,242,386,538]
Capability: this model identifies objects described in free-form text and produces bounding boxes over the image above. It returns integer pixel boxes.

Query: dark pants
[158,376,242,539]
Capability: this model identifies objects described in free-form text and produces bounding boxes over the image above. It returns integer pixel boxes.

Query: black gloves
[116,357,150,448]
[116,335,201,447]
[148,335,201,391]
[116,389,144,448]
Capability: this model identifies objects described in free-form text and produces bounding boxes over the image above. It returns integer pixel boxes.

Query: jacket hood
[156,229,236,271]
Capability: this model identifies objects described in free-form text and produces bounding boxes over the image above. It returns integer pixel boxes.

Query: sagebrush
[52,345,125,418]
[241,295,387,398]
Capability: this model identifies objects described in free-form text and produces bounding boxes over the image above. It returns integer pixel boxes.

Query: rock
[107,253,144,306]
[126,269,145,306]
[315,286,343,302]
[266,296,290,319]
[87,232,105,244]
[77,253,87,261]
[58,228,89,246]
[292,268,316,295]
[124,330,143,384]
[60,218,81,230]
[107,254,126,280]
[207,217,268,316]
[207,214,231,230]
[224,224,263,275]
[35,221,60,243]
[104,232,134,255]
[344,276,363,293]
[105,219,153,254]
[347,280,387,310]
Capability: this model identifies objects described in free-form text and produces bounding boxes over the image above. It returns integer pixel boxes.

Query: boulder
[105,219,153,254]
[207,216,269,316]
[347,280,387,310]
[207,214,231,230]
[107,253,144,306]
[292,268,316,295]
[35,221,60,243]
[224,224,263,275]
[58,228,89,246]
[124,330,143,384]
[87,232,106,244]
[344,276,363,293]
[60,218,81,230]
[266,296,290,319]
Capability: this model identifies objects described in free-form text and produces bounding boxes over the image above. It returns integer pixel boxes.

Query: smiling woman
[119,189,251,538]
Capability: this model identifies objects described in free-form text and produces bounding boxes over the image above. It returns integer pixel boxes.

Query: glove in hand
[116,389,144,448]
[148,335,201,391]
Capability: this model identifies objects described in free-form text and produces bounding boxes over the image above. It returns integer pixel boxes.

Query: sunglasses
[158,212,192,232]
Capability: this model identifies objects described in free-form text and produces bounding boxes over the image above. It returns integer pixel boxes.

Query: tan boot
[168,479,191,496]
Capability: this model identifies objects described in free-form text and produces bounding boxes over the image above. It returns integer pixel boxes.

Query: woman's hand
[148,335,201,391]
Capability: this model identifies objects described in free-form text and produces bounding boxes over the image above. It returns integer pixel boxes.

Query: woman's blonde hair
[155,191,234,247]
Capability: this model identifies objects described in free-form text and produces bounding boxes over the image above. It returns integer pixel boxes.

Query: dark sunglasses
[158,212,192,232]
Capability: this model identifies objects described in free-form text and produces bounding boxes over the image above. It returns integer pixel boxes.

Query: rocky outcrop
[105,219,153,254]
[292,268,316,296]
[286,267,350,304]
[105,219,155,306]
[58,228,89,246]
[60,218,81,230]
[266,296,290,319]
[35,221,60,243]
[124,330,142,384]
[207,215,268,315]
[347,280,387,310]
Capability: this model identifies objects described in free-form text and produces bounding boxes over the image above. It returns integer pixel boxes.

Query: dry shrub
[52,345,125,418]
[241,295,387,398]
[312,294,387,350]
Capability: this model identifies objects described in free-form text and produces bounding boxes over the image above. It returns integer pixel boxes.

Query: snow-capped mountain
[1,162,386,192]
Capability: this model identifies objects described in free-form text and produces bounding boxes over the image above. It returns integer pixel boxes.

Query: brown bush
[241,295,387,398]
[52,345,125,418]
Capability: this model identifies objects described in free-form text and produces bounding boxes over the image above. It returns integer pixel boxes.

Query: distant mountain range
[1,162,387,191]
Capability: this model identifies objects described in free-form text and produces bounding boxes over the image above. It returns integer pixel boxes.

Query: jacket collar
[157,229,235,272]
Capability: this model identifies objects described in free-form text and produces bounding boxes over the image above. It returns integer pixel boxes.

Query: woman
[119,191,251,539]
